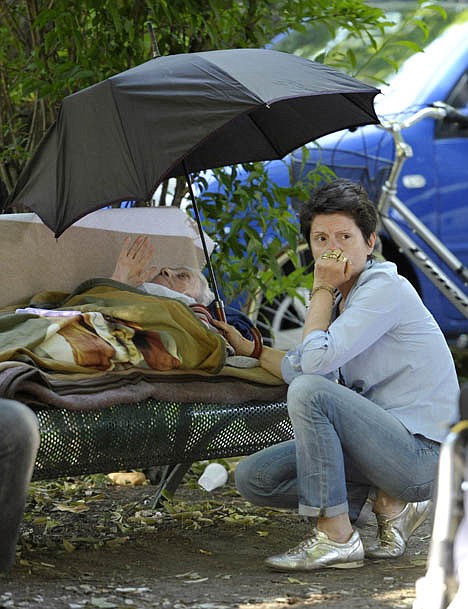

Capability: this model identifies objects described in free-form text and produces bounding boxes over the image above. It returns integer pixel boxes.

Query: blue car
[212,21,468,348]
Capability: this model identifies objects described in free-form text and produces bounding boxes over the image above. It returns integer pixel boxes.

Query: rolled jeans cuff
[299,500,349,518]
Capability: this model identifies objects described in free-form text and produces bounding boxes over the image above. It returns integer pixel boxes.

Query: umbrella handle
[213,300,227,323]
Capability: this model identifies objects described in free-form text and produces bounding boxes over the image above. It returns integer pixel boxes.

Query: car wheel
[248,243,313,349]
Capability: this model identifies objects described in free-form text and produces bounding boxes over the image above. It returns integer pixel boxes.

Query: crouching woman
[213,178,459,571]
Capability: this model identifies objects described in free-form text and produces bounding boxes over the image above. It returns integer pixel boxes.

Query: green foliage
[275,1,454,85]
[0,0,149,187]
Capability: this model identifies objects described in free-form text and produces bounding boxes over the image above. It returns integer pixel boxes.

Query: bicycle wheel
[247,243,313,349]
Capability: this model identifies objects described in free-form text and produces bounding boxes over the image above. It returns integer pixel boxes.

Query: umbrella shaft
[183,163,226,322]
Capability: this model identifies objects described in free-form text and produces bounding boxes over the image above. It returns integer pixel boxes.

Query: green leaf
[346,48,357,69]
[62,539,76,552]
[393,40,423,53]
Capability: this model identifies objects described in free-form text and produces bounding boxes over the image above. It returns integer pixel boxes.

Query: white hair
[183,266,214,306]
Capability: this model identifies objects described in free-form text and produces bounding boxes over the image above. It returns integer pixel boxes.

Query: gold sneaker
[265,529,364,571]
[366,500,432,559]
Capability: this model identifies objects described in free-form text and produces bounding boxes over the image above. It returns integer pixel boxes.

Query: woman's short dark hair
[299,178,378,248]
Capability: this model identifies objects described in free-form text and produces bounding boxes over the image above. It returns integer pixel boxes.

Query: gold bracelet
[310,285,336,304]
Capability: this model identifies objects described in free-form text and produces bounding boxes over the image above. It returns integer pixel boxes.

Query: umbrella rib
[247,110,284,158]
[342,92,379,121]
[106,80,144,200]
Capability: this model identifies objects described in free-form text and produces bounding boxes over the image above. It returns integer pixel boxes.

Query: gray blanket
[0,361,287,410]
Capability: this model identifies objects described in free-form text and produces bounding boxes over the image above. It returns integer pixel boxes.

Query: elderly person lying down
[110,235,262,361]
[111,235,214,306]
[111,234,259,337]
[8,236,258,374]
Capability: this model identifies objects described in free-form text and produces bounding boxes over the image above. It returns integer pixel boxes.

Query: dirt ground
[0,466,432,609]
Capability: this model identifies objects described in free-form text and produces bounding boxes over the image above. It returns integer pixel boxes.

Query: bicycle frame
[376,105,468,319]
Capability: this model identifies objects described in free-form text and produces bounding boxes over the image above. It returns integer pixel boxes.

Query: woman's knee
[287,374,332,419]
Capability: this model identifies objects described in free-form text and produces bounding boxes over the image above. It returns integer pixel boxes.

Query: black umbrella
[7,48,380,319]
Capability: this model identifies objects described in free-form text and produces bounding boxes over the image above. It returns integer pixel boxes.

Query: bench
[31,396,292,504]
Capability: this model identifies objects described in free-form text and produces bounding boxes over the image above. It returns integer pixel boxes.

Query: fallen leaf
[175,571,200,578]
[62,539,76,552]
[105,536,130,547]
[287,577,308,585]
[53,502,90,513]
[114,587,150,593]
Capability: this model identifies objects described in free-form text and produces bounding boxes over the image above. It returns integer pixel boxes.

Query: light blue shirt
[281,261,459,443]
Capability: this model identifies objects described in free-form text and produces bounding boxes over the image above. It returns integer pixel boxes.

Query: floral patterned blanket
[0,279,225,375]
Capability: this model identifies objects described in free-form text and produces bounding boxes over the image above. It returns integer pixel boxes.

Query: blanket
[0,279,225,375]
[0,280,287,410]
[0,361,287,410]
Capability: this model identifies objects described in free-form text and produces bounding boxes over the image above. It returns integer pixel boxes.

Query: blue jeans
[235,375,440,521]
[0,400,40,571]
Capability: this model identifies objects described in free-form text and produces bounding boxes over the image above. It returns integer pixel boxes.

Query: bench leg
[148,463,192,508]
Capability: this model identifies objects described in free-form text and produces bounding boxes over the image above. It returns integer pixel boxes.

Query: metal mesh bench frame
[32,397,292,499]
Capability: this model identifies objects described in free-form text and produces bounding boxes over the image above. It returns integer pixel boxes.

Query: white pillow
[139,283,197,306]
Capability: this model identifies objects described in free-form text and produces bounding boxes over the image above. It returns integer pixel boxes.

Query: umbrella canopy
[7,48,380,237]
